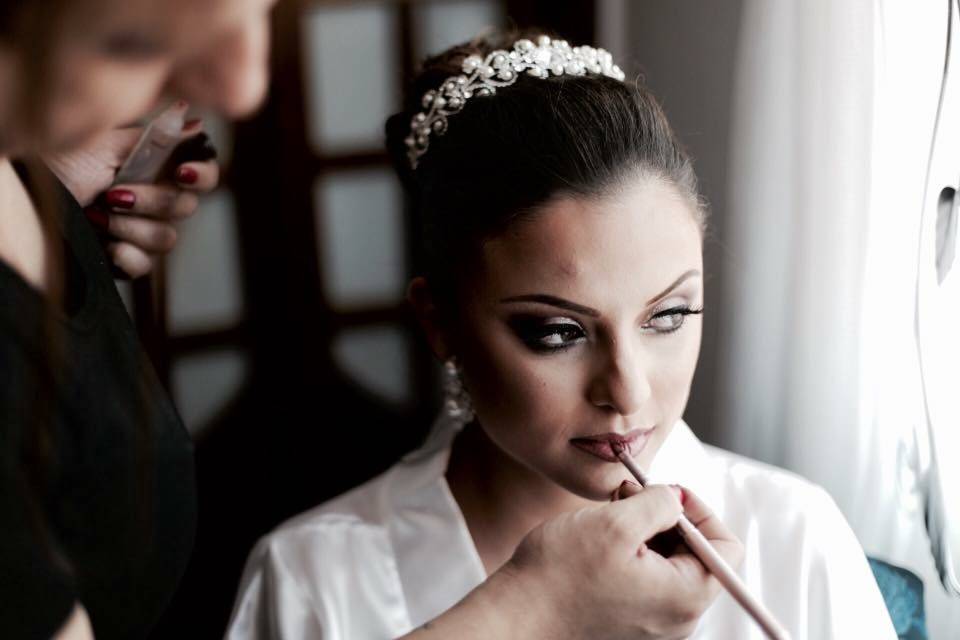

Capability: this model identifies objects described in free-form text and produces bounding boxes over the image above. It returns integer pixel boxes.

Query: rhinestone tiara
[404,35,625,168]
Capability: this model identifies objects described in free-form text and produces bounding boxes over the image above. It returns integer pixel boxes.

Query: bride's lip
[570,428,655,462]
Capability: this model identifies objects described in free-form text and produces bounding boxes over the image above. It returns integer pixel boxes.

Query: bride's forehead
[476,226,700,321]
[483,179,702,277]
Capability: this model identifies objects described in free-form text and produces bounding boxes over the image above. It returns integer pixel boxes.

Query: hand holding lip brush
[610,441,792,640]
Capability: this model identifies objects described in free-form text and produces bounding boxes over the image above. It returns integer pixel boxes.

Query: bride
[226,30,896,639]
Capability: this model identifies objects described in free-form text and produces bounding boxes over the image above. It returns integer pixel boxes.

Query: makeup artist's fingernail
[85,206,110,231]
[176,166,198,185]
[105,189,136,209]
[184,117,203,130]
[670,484,686,506]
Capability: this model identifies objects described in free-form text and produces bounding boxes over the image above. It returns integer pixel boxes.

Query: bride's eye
[508,316,587,353]
[644,306,703,334]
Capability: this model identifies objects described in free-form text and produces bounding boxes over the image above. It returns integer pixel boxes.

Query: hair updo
[386,29,706,307]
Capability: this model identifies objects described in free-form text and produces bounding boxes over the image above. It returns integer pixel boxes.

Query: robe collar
[388,415,723,628]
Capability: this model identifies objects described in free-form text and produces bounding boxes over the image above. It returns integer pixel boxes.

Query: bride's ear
[407,276,451,361]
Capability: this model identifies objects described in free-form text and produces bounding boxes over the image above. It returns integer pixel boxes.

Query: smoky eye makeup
[506,314,587,353]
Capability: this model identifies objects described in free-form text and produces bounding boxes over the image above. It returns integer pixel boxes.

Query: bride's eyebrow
[645,269,701,305]
[499,294,600,317]
[499,270,701,316]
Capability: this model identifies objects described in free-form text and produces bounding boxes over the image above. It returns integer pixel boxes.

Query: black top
[0,164,196,639]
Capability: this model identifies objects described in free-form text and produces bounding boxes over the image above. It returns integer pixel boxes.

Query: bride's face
[456,174,703,501]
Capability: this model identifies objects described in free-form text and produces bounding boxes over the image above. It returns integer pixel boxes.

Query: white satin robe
[225,418,896,639]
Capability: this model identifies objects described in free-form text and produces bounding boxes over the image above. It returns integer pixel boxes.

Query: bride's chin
[556,467,633,502]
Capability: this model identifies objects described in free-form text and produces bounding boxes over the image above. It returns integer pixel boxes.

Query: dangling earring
[442,357,475,428]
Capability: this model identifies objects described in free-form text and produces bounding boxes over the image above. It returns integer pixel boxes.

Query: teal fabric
[868,557,928,640]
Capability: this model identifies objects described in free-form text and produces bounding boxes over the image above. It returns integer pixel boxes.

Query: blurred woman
[0,0,272,636]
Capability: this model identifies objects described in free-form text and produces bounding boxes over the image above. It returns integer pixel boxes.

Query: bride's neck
[446,423,591,575]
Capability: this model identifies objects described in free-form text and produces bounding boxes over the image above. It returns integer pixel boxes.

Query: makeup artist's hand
[401,484,742,640]
[44,120,219,278]
[511,483,741,640]
[603,481,745,638]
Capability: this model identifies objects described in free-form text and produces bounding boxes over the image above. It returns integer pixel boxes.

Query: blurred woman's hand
[43,120,219,279]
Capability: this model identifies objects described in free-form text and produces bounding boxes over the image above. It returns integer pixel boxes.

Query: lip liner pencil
[611,442,792,640]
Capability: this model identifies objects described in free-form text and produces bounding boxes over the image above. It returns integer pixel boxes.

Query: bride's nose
[586,336,652,417]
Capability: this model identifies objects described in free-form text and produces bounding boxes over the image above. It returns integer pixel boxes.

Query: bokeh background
[122,1,960,637]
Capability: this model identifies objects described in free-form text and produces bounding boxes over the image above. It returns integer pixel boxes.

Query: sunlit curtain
[715,0,960,635]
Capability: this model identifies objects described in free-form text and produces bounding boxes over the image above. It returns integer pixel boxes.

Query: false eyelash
[652,305,704,318]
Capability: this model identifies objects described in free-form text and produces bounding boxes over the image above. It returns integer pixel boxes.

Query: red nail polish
[105,189,136,209]
[671,484,686,506]
[85,206,110,231]
[183,117,203,129]
[176,166,198,185]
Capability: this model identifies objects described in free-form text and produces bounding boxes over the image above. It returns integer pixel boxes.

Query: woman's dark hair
[386,29,707,307]
[0,1,65,147]
[2,0,147,579]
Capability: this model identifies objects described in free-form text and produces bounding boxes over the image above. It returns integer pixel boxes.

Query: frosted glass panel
[332,325,411,404]
[171,349,248,435]
[168,189,243,333]
[413,0,502,60]
[315,169,405,307]
[302,3,398,153]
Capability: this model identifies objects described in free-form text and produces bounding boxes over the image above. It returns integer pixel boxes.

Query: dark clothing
[0,164,196,639]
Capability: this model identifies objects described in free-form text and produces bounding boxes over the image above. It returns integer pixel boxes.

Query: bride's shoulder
[251,465,402,566]
[228,461,422,636]
[244,439,451,574]
[696,447,894,637]
[702,444,849,537]
[705,445,821,494]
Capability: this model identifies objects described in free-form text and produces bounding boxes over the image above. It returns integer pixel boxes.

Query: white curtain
[717,0,960,636]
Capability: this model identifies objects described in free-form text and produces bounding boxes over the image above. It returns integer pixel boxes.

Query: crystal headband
[404,35,625,168]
